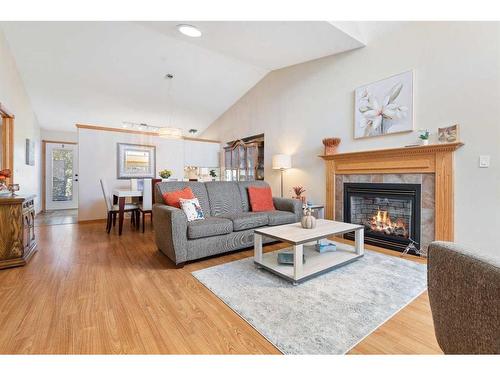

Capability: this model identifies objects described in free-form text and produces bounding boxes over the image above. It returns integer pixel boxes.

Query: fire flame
[369,209,408,237]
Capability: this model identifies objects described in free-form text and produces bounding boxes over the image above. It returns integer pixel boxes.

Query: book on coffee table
[277,251,306,265]
[315,239,337,253]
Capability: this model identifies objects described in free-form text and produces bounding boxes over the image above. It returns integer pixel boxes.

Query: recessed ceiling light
[177,24,202,38]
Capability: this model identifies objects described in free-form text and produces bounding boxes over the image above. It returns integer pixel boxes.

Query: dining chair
[138,178,153,232]
[99,179,139,234]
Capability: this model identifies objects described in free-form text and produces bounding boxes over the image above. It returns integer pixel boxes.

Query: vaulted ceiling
[0,21,370,135]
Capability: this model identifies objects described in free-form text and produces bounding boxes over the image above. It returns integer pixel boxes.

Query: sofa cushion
[221,212,269,231]
[162,187,195,208]
[238,181,271,212]
[268,210,297,226]
[156,182,211,217]
[205,181,244,216]
[179,197,205,221]
[248,186,275,212]
[187,217,233,239]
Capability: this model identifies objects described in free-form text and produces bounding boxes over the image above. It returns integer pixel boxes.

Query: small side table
[304,204,324,219]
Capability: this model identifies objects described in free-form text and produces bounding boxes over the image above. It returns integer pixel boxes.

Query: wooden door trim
[1,102,14,185]
[43,140,77,145]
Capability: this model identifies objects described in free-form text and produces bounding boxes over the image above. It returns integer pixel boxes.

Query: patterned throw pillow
[179,197,205,221]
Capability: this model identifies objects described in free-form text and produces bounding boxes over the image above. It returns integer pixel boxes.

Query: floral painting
[354,71,413,139]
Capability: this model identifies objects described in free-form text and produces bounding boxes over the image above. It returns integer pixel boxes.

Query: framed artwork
[438,124,460,143]
[117,143,156,179]
[354,70,414,139]
[25,138,35,166]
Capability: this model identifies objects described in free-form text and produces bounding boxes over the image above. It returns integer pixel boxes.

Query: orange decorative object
[0,169,11,179]
[162,187,195,208]
[322,138,341,155]
[248,186,275,212]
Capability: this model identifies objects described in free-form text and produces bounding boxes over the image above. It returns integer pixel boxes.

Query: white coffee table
[254,219,364,285]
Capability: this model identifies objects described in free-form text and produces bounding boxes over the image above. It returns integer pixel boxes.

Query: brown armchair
[427,241,499,354]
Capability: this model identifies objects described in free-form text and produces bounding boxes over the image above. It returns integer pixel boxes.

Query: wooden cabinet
[0,195,37,269]
[223,136,264,181]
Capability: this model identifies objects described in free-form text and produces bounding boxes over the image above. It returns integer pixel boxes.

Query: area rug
[192,250,427,354]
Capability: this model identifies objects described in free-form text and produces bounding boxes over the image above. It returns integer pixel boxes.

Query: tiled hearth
[335,173,435,254]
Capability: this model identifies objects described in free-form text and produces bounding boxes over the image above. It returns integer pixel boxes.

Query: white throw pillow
[179,197,205,222]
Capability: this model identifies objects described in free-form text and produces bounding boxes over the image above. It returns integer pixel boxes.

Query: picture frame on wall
[117,143,156,179]
[438,124,460,143]
[354,70,414,139]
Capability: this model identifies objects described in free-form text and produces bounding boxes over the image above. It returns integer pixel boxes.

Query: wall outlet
[479,155,490,168]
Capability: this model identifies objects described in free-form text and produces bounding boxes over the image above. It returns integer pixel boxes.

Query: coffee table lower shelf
[254,242,363,284]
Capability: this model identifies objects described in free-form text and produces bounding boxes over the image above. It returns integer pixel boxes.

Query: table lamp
[272,154,291,197]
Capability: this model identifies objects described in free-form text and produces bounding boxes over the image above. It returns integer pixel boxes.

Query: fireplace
[343,183,421,254]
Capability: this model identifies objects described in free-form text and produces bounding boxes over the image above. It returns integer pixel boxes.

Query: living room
[0,0,498,372]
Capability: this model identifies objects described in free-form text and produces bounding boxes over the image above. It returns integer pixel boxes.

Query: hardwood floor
[0,221,442,354]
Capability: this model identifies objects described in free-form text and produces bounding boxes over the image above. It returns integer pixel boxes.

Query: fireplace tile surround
[335,174,435,253]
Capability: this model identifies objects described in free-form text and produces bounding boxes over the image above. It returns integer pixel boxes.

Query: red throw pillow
[163,187,195,208]
[248,186,275,212]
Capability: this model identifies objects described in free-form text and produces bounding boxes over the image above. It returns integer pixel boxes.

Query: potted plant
[292,186,306,203]
[418,129,430,145]
[322,137,341,155]
[209,169,217,181]
[159,169,172,180]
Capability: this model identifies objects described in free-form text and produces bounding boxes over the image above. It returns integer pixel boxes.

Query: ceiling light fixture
[122,122,183,138]
[177,24,202,38]
[158,127,183,139]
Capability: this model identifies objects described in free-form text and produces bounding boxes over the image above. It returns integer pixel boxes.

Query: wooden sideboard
[0,194,37,269]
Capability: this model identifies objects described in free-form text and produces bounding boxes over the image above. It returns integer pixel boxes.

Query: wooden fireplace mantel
[320,142,464,241]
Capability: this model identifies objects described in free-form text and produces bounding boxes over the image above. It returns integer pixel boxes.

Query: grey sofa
[153,181,303,266]
[427,241,500,354]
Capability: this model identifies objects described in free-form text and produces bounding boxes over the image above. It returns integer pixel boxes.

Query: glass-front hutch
[224,135,264,182]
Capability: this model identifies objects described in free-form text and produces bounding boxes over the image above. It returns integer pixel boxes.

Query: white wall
[184,140,220,167]
[78,128,220,221]
[0,29,42,212]
[202,22,500,254]
[41,129,77,143]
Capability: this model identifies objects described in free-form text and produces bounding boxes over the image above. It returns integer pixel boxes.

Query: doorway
[41,141,78,224]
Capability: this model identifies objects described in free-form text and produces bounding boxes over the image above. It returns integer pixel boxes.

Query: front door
[45,142,78,210]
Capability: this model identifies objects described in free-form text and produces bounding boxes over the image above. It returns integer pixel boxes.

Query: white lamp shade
[272,154,291,170]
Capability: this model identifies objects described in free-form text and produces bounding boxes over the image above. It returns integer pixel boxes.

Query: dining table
[112,189,143,235]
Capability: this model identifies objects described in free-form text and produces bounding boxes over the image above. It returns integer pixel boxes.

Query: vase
[324,145,338,155]
[421,139,429,146]
[301,210,316,229]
